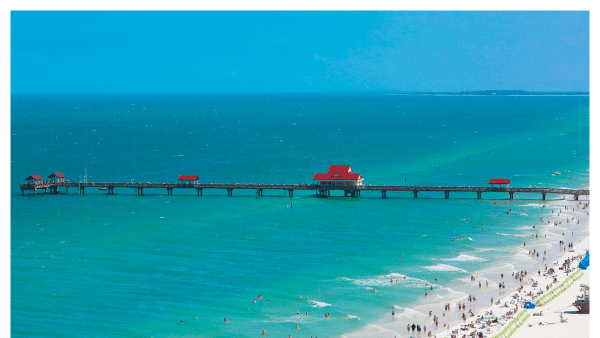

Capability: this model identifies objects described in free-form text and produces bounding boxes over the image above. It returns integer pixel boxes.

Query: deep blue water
[11,94,589,337]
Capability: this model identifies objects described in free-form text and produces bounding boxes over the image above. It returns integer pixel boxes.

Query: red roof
[313,165,364,181]
[178,175,198,181]
[48,172,65,178]
[489,179,510,184]
[26,175,43,181]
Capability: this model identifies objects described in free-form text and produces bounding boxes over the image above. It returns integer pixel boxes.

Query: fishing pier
[20,167,588,201]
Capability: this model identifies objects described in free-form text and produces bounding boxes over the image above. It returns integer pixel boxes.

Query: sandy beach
[350,196,592,338]
[425,198,591,338]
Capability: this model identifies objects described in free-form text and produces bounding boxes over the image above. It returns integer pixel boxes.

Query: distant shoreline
[390,93,589,97]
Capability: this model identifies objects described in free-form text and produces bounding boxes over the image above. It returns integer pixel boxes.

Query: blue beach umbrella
[578,253,590,270]
[524,301,535,309]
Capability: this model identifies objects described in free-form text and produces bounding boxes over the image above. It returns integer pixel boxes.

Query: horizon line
[10,91,591,95]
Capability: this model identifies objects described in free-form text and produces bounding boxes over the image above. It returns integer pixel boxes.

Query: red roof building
[25,175,43,184]
[178,175,199,183]
[489,178,510,187]
[48,172,66,182]
[313,165,364,187]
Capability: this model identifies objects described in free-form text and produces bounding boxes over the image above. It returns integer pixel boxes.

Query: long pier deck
[20,181,589,200]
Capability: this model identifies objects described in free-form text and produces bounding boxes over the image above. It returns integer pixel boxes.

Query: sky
[10,11,590,93]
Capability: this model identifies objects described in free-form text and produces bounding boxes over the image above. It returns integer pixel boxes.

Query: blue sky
[11,11,589,93]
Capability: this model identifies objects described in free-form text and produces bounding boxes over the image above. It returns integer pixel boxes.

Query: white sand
[344,197,591,338]
[428,198,590,338]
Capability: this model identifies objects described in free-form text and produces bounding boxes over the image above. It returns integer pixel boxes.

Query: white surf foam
[391,306,429,319]
[263,314,317,323]
[424,264,468,273]
[309,300,331,308]
[345,315,360,320]
[440,254,487,262]
[496,232,528,238]
[338,273,434,288]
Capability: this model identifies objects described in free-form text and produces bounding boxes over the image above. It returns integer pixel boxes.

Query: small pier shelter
[178,175,199,184]
[489,178,510,188]
[25,175,43,184]
[48,172,66,182]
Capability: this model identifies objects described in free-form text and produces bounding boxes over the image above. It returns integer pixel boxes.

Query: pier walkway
[19,181,589,200]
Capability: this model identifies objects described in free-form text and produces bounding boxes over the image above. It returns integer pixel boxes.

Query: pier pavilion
[313,165,364,197]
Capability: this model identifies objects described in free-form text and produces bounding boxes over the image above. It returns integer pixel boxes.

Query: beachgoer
[262,329,265,336]
[296,324,299,330]
[224,317,227,323]
[181,321,183,325]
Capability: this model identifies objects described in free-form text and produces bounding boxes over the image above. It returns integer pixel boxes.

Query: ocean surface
[11,93,589,338]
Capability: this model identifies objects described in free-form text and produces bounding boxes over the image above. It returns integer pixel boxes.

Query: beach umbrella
[524,301,535,309]
[579,253,590,270]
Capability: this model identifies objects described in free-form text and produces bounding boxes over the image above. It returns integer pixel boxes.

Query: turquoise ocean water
[11,94,589,337]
